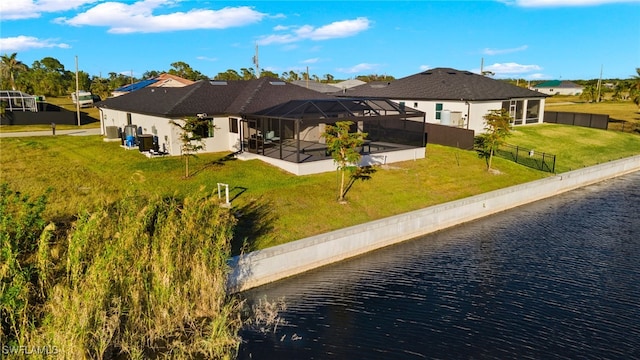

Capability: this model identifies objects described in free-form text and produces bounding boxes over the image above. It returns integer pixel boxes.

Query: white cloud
[57,1,266,33]
[0,35,70,52]
[528,73,548,79]
[196,56,217,62]
[258,17,371,45]
[479,62,543,77]
[301,58,320,64]
[419,65,431,71]
[337,63,379,74]
[273,25,290,31]
[502,0,638,7]
[483,45,528,55]
[0,0,98,20]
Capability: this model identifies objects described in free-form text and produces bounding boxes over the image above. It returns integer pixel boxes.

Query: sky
[1,0,639,81]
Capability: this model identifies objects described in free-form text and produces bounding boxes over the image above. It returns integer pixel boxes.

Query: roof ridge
[164,80,205,116]
[235,78,267,114]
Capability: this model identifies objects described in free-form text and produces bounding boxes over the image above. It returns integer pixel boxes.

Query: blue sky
[1,0,639,81]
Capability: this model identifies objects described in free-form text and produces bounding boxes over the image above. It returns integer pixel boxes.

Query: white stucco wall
[531,87,583,96]
[99,109,240,156]
[390,98,545,134]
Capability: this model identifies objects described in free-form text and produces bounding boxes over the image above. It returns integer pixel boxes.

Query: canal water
[238,171,640,359]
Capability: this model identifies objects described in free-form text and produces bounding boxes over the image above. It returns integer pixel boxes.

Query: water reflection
[239,172,640,359]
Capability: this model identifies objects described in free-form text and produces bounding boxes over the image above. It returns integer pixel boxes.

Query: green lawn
[509,124,640,173]
[1,123,639,254]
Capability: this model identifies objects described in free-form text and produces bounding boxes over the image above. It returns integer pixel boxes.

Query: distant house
[530,80,583,96]
[290,80,341,93]
[290,79,367,93]
[111,73,195,97]
[96,77,426,175]
[339,68,548,134]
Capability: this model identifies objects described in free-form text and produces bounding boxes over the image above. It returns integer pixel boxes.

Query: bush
[0,184,243,359]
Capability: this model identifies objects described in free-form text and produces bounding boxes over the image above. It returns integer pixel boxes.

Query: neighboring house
[530,80,583,96]
[290,80,341,93]
[290,79,366,94]
[338,68,548,134]
[111,73,194,97]
[96,77,427,175]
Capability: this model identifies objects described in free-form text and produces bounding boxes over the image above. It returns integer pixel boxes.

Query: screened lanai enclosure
[0,90,39,112]
[241,98,426,164]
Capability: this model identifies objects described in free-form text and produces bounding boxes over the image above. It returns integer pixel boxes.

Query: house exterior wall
[99,108,239,156]
[390,98,544,134]
[531,87,582,96]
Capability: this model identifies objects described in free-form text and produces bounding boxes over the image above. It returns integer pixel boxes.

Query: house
[290,80,341,93]
[290,79,366,94]
[96,77,427,175]
[111,73,195,97]
[530,80,583,96]
[337,68,548,134]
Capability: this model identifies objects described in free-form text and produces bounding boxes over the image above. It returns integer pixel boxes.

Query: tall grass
[0,184,243,359]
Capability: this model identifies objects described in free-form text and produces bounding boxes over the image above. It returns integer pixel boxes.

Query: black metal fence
[495,143,556,173]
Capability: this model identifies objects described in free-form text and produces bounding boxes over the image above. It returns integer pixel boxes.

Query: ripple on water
[239,172,640,360]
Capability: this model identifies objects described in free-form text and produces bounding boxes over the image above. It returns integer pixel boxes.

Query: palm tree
[1,53,28,90]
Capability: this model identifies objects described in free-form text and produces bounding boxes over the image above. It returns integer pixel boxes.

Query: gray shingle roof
[337,68,547,101]
[96,77,333,117]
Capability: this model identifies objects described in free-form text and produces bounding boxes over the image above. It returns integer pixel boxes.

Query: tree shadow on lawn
[190,152,239,177]
[342,165,377,200]
[231,197,276,256]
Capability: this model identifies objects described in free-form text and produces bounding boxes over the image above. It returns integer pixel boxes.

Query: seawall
[227,155,640,293]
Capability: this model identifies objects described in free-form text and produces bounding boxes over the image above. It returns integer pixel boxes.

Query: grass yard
[1,123,639,254]
[509,124,640,173]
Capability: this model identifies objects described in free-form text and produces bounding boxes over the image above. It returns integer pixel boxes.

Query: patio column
[296,120,300,163]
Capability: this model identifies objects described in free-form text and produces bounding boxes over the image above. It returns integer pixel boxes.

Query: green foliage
[475,109,513,171]
[171,116,211,178]
[0,183,50,346]
[0,184,243,359]
[322,121,368,202]
[168,61,208,81]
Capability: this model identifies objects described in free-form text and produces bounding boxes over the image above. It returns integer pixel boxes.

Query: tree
[475,109,512,171]
[28,57,72,96]
[322,121,367,203]
[580,85,597,102]
[260,70,279,79]
[170,116,211,178]
[142,70,161,79]
[215,69,241,81]
[240,67,256,80]
[1,53,28,90]
[323,73,334,83]
[631,68,640,108]
[168,61,208,81]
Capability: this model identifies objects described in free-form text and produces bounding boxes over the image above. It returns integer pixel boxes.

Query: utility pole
[75,55,80,126]
[596,64,603,103]
[253,42,259,78]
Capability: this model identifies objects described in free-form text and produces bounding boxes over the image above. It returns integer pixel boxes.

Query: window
[435,103,443,120]
[126,113,132,125]
[414,102,418,108]
[229,118,239,133]
[193,119,214,138]
[525,100,540,124]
